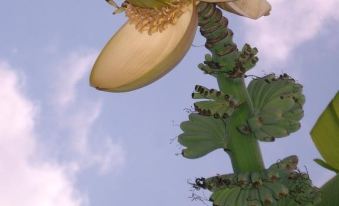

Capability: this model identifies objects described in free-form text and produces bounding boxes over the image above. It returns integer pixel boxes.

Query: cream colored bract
[90,0,271,92]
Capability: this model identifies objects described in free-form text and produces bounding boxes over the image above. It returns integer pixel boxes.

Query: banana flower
[90,0,271,92]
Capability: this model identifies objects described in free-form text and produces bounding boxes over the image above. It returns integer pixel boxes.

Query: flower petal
[218,0,271,19]
[90,3,197,92]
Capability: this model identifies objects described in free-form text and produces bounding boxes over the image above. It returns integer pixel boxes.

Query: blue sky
[0,0,338,206]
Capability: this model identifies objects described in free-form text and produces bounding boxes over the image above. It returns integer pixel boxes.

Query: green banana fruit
[264,182,289,200]
[224,187,241,206]
[261,97,295,114]
[236,188,251,206]
[259,185,276,205]
[245,74,305,142]
[247,188,261,205]
[260,125,289,138]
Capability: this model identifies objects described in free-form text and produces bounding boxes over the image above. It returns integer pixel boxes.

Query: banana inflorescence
[177,3,319,206]
[197,3,259,78]
[240,74,305,141]
[193,156,320,206]
[198,43,258,78]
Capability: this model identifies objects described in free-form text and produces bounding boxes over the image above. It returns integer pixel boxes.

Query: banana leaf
[311,91,339,172]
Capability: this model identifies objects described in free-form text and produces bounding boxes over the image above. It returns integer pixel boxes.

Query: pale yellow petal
[218,0,271,19]
[90,3,197,92]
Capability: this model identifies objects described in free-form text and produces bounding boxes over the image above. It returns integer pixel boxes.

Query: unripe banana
[269,155,298,171]
[260,79,291,103]
[270,118,295,130]
[247,117,263,131]
[236,189,251,206]
[205,155,319,206]
[262,97,295,114]
[254,129,274,142]
[259,112,283,124]
[256,80,287,110]
[251,78,271,110]
[264,182,289,200]
[248,74,276,108]
[260,125,289,138]
[267,82,302,103]
[286,122,301,133]
[282,108,304,122]
[259,185,276,205]
[247,77,261,98]
[224,187,241,206]
[247,188,261,206]
[246,73,304,142]
[210,188,232,204]
[291,92,305,106]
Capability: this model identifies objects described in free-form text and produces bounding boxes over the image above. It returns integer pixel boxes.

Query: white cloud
[52,51,126,174]
[243,0,339,63]
[65,101,126,175]
[0,61,84,206]
[90,138,126,175]
[54,51,97,107]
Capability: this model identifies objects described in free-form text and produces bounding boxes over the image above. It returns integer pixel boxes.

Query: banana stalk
[197,2,264,173]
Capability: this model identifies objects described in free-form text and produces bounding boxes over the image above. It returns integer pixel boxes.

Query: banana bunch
[279,172,321,205]
[192,85,238,119]
[243,74,305,141]
[198,43,258,78]
[238,44,259,72]
[178,113,227,159]
[194,156,320,206]
[197,54,221,75]
[227,44,259,78]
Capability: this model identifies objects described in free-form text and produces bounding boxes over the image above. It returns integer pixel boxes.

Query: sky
[0,0,338,206]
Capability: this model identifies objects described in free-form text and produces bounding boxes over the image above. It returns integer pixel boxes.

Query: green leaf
[178,113,227,159]
[314,159,339,173]
[316,174,339,206]
[311,91,339,171]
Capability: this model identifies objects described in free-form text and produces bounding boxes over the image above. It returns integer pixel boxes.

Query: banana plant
[178,3,320,205]
[91,0,338,205]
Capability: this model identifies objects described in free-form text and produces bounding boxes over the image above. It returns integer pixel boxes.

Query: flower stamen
[125,0,191,34]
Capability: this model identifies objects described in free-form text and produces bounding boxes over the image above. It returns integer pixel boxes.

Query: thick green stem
[219,79,264,173]
[198,2,264,172]
[217,76,254,113]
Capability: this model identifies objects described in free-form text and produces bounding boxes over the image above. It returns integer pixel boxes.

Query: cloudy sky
[0,0,338,205]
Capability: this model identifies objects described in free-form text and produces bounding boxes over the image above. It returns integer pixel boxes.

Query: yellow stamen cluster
[125,0,191,34]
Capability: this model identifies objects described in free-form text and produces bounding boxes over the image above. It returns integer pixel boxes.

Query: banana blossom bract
[90,0,271,92]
